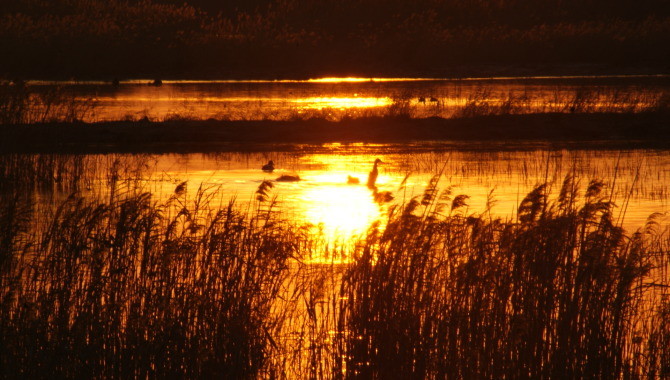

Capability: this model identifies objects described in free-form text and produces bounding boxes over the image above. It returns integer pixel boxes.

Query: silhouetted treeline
[1,0,669,79]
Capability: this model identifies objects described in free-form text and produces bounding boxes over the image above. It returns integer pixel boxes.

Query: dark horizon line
[9,73,670,86]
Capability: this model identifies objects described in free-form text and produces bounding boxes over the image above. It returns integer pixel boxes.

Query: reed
[1,0,669,78]
[0,82,98,125]
[0,178,297,378]
[332,175,669,378]
[0,167,669,378]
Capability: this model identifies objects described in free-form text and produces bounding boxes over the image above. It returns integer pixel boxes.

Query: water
[14,75,670,252]
[6,78,670,377]
[64,145,669,254]
[27,75,670,122]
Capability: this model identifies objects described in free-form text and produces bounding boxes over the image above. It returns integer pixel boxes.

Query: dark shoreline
[12,66,670,84]
[1,113,669,154]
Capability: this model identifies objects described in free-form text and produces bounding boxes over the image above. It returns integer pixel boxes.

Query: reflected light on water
[42,77,670,122]
[293,96,392,109]
[305,77,439,83]
[308,77,374,83]
[301,184,380,245]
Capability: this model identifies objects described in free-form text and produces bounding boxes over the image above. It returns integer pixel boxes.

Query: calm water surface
[22,76,670,253]
[29,76,670,122]
[70,144,670,256]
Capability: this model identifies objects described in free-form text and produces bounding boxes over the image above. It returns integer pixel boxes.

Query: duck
[373,189,394,204]
[151,79,163,87]
[262,160,275,172]
[367,158,383,190]
[276,174,300,182]
[347,175,360,184]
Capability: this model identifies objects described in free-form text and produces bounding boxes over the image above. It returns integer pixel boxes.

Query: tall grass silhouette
[0,164,669,378]
[333,176,669,378]
[0,178,297,378]
[0,82,97,124]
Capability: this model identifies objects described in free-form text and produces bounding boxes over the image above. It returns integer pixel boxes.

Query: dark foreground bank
[1,112,670,153]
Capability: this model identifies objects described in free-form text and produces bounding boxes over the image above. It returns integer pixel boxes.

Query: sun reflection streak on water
[75,148,670,266]
[301,185,380,243]
[40,76,670,122]
[292,97,392,109]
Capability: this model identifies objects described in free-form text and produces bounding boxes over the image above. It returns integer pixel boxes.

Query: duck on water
[262,160,275,172]
[276,174,300,182]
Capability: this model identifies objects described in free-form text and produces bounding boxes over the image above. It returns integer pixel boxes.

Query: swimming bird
[276,174,300,182]
[367,158,383,189]
[262,160,275,172]
[373,189,394,204]
[347,175,360,184]
[151,79,163,87]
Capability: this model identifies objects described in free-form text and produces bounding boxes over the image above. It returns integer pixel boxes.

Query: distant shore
[2,113,670,154]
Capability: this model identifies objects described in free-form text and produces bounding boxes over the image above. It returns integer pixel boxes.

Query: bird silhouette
[347,175,360,184]
[276,174,300,182]
[262,160,275,172]
[367,158,383,189]
[366,158,394,203]
[373,190,394,203]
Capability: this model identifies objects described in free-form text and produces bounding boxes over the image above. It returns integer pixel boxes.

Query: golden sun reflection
[293,97,392,109]
[305,77,440,83]
[307,77,373,83]
[302,184,380,245]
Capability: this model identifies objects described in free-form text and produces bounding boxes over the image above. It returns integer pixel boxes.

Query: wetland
[1,77,670,378]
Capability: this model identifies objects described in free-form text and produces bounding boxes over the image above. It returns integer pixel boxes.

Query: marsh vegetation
[1,150,669,378]
[1,0,669,78]
[2,0,669,377]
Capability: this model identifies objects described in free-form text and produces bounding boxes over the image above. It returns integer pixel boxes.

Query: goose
[367,158,383,189]
[262,160,275,172]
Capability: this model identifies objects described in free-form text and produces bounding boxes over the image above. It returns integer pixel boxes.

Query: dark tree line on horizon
[1,0,669,79]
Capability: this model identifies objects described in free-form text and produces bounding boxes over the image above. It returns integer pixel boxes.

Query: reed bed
[1,159,669,378]
[0,180,298,378]
[332,177,670,378]
[2,0,669,78]
[0,82,97,125]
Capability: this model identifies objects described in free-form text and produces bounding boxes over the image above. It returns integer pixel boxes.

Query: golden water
[73,145,670,259]
[28,76,670,122]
